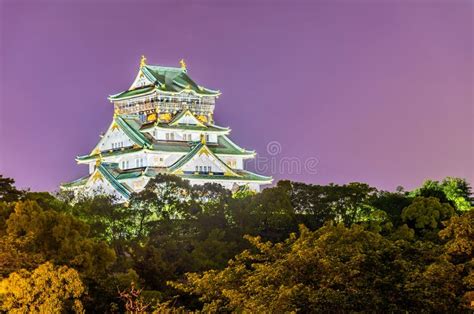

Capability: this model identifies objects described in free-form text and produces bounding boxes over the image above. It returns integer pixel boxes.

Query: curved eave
[60,175,91,189]
[142,65,221,96]
[76,147,144,164]
[181,172,273,184]
[108,83,220,102]
[108,86,157,101]
[146,125,231,134]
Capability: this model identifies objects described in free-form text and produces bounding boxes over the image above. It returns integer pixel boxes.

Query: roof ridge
[115,116,152,148]
[97,163,131,198]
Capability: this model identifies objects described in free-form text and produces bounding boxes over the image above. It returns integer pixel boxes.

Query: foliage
[0,175,24,202]
[402,197,455,239]
[5,200,116,277]
[287,181,377,228]
[411,178,472,211]
[172,222,469,312]
[0,174,472,312]
[0,262,85,313]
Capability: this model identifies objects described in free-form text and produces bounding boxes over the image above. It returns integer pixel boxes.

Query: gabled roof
[142,65,219,95]
[168,142,240,176]
[109,63,220,101]
[96,163,132,198]
[115,116,153,148]
[77,134,255,163]
[169,109,206,127]
[61,163,133,199]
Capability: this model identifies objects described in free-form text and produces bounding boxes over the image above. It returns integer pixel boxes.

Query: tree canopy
[0,174,472,312]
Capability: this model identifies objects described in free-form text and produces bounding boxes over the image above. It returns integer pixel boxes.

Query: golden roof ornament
[95,153,103,166]
[140,55,147,68]
[180,59,186,70]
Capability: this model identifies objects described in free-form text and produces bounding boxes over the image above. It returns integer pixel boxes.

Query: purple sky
[0,0,472,192]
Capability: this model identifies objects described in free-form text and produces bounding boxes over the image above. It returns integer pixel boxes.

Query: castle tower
[62,57,272,200]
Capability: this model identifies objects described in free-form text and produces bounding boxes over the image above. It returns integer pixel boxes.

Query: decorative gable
[129,70,153,90]
[94,122,134,152]
[169,109,205,127]
[170,144,239,177]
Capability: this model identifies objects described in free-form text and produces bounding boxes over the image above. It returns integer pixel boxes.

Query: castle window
[135,158,144,168]
[165,133,175,141]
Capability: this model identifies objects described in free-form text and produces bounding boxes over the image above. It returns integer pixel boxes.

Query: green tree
[401,197,455,239]
[172,222,469,312]
[0,262,85,313]
[410,177,473,211]
[0,175,24,203]
[5,200,116,277]
[288,181,377,228]
[439,210,474,308]
[371,190,412,227]
[441,177,472,211]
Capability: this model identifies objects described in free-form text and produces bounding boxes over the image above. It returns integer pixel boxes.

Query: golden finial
[140,55,147,68]
[200,133,206,145]
[180,58,186,70]
[95,153,103,166]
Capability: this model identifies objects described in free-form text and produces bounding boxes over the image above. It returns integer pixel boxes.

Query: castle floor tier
[61,57,272,201]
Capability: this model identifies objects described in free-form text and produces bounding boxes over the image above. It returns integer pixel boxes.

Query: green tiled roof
[181,169,272,183]
[77,146,143,162]
[61,175,90,188]
[78,135,254,162]
[116,116,153,148]
[61,162,271,198]
[213,135,255,155]
[142,65,219,95]
[97,164,132,199]
[109,64,219,101]
[168,142,243,177]
[168,143,204,172]
[109,86,155,100]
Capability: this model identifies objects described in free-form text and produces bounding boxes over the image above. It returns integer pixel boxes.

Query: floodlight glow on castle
[62,56,272,200]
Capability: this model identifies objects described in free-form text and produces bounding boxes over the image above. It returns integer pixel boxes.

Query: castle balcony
[115,100,215,116]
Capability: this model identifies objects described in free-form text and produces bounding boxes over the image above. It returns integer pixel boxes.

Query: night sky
[0,0,472,192]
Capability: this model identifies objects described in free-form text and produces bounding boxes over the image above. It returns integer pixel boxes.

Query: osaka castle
[62,56,272,201]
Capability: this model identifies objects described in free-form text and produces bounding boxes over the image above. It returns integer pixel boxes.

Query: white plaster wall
[83,175,128,201]
[99,128,134,151]
[182,154,226,173]
[218,156,244,170]
[164,153,185,167]
[120,176,150,192]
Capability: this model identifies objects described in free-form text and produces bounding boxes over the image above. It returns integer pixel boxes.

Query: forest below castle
[0,174,472,313]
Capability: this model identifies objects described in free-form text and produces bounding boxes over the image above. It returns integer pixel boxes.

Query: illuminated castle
[62,57,272,200]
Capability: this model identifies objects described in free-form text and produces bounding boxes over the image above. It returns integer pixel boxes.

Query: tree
[0,175,24,202]
[401,197,455,238]
[439,210,474,309]
[371,190,412,227]
[441,177,472,211]
[5,200,116,277]
[229,182,297,242]
[410,177,473,211]
[288,181,377,228]
[0,262,85,313]
[171,221,470,312]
